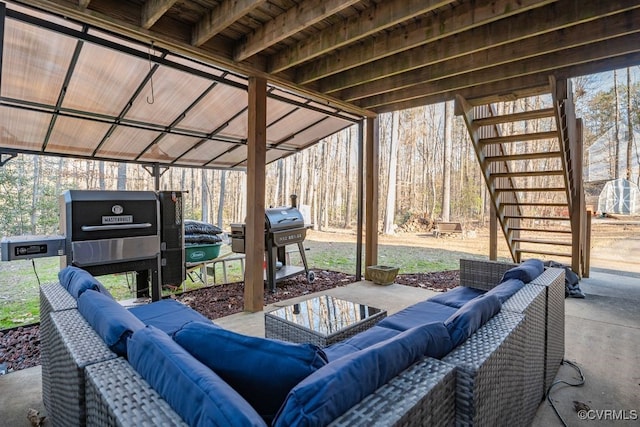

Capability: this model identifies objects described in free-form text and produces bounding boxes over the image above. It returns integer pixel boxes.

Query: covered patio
[1,0,639,426]
[1,0,638,310]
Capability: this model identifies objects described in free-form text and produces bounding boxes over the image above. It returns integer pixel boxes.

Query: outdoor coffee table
[264,295,386,347]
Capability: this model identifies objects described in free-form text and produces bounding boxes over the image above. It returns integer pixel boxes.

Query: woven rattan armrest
[330,357,456,427]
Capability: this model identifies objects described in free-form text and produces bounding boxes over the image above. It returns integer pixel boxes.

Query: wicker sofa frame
[40,260,564,427]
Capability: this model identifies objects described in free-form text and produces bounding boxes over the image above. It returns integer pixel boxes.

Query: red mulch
[0,269,459,373]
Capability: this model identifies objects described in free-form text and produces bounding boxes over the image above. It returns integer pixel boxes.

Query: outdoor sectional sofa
[39,259,565,427]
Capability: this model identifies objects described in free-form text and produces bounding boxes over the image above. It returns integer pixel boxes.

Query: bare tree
[614,69,621,179]
[442,101,453,222]
[383,111,400,234]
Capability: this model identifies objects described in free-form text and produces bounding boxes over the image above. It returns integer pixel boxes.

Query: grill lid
[265,207,304,232]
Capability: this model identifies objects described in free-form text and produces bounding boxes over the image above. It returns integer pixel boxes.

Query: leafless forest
[0,69,638,238]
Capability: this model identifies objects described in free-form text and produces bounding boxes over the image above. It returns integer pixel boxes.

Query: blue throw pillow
[377,300,457,331]
[485,278,525,303]
[445,293,502,348]
[130,299,212,335]
[324,326,400,361]
[77,290,144,356]
[128,326,266,427]
[428,286,486,308]
[174,321,328,423]
[273,322,451,427]
[501,259,544,283]
[58,266,113,300]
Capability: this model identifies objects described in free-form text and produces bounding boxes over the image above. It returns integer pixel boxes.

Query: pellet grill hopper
[231,195,314,291]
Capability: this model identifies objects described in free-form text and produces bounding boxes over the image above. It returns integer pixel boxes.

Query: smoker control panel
[1,235,66,261]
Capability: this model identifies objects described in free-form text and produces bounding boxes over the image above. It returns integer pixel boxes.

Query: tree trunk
[117,163,127,190]
[201,169,209,222]
[442,101,453,222]
[98,161,106,190]
[30,156,41,234]
[613,70,621,179]
[343,127,353,228]
[383,111,400,235]
[217,170,226,228]
[627,67,633,181]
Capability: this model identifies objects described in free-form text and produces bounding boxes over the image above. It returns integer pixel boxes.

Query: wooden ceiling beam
[268,0,456,74]
[339,9,640,102]
[294,0,555,84]
[192,0,267,47]
[234,0,360,61]
[360,33,640,110]
[141,0,177,29]
[320,0,640,94]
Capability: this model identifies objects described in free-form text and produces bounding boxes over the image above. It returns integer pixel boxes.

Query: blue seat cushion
[58,266,113,300]
[377,300,457,332]
[445,293,502,348]
[77,290,144,356]
[128,326,266,427]
[273,322,450,427]
[501,259,544,283]
[428,286,486,308]
[129,299,212,335]
[485,278,525,303]
[324,326,400,361]
[173,321,328,423]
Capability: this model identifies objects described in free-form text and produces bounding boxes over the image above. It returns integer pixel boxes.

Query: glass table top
[267,295,384,336]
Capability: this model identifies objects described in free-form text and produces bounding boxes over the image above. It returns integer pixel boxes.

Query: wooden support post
[244,76,266,312]
[571,118,584,276]
[356,120,364,281]
[364,116,379,271]
[490,202,498,260]
[584,210,591,278]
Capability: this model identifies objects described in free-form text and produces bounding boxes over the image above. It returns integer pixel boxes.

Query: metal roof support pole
[364,116,379,274]
[244,76,267,312]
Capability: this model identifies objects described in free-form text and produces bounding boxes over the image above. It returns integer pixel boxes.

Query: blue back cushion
[377,300,457,331]
[428,286,485,308]
[501,259,544,283]
[485,278,525,303]
[273,322,451,427]
[173,321,328,423]
[129,299,212,335]
[58,266,113,300]
[324,325,400,361]
[445,293,502,348]
[77,290,144,356]
[128,326,266,427]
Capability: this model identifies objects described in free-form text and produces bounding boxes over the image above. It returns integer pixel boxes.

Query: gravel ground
[0,269,459,373]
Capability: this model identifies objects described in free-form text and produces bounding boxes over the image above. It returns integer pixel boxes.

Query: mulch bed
[0,269,459,373]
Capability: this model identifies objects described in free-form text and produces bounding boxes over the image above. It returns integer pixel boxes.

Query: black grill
[231,195,314,291]
[60,190,163,300]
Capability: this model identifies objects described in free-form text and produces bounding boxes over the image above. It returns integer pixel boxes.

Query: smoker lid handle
[81,223,153,232]
[277,217,299,223]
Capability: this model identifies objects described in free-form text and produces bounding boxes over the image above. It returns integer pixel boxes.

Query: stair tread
[480,130,558,145]
[501,202,568,207]
[486,151,563,162]
[491,170,564,178]
[505,215,570,221]
[510,227,572,234]
[515,248,571,258]
[495,187,566,192]
[512,238,573,246]
[475,108,555,126]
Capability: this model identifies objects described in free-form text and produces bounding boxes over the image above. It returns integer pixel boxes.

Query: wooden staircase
[456,77,590,275]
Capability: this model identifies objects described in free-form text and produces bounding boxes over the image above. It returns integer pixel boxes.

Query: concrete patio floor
[1,269,638,426]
